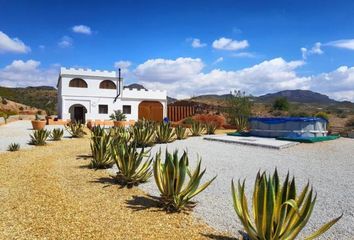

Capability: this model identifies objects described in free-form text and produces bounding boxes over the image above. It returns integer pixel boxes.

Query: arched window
[99,80,116,89]
[69,78,88,88]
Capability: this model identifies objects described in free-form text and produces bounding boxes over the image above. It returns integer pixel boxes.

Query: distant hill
[0,86,57,114]
[257,90,338,104]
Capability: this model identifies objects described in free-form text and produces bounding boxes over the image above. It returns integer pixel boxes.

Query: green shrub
[175,125,188,140]
[232,169,342,240]
[65,121,85,138]
[109,126,131,143]
[110,141,152,187]
[205,122,217,134]
[156,122,175,143]
[90,131,113,169]
[8,143,20,151]
[273,97,290,111]
[29,129,51,146]
[315,111,329,121]
[131,123,156,147]
[235,116,249,132]
[226,90,252,125]
[51,128,64,141]
[109,110,126,121]
[190,121,205,136]
[153,150,216,212]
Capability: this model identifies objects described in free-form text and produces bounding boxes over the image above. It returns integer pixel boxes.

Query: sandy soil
[0,136,231,240]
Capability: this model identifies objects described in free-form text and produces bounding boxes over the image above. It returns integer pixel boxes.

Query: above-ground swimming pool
[249,117,328,138]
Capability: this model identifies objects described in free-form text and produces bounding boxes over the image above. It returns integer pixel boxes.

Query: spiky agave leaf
[190,121,205,136]
[231,169,342,240]
[131,124,156,147]
[235,116,249,132]
[51,128,64,141]
[7,143,20,151]
[205,122,217,134]
[29,129,51,146]
[156,122,175,143]
[175,125,188,140]
[110,141,152,187]
[153,149,216,211]
[65,121,86,138]
[90,131,113,169]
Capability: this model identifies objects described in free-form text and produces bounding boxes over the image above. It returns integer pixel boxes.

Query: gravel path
[0,121,70,152]
[130,136,354,239]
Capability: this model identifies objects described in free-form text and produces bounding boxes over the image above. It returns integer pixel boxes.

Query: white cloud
[114,60,132,69]
[135,57,204,83]
[301,42,323,59]
[327,39,354,50]
[72,25,92,35]
[0,60,59,87]
[0,31,30,54]
[212,37,249,51]
[58,36,73,48]
[191,38,207,48]
[232,52,256,58]
[213,57,224,64]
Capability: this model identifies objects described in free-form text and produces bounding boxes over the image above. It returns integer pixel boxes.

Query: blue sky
[0,0,354,100]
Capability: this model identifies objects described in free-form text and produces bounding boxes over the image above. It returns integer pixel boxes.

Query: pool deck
[204,134,299,149]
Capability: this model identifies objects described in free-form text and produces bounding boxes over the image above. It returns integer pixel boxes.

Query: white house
[57,67,167,123]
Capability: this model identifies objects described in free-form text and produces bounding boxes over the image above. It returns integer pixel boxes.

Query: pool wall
[249,117,328,138]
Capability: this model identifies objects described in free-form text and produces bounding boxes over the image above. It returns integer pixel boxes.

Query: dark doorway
[74,106,85,123]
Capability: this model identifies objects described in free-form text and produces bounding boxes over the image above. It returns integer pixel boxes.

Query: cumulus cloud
[0,60,59,87]
[58,36,73,48]
[212,37,249,51]
[133,56,354,101]
[326,39,354,50]
[72,25,92,35]
[0,31,30,53]
[301,42,323,59]
[135,57,204,83]
[191,38,207,48]
[114,60,132,75]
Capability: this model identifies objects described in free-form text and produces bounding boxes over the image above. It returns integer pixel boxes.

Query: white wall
[58,67,167,122]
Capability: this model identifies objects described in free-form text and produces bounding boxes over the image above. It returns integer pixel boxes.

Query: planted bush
[90,131,113,169]
[235,116,249,132]
[65,121,86,138]
[232,169,341,240]
[29,129,51,146]
[205,122,217,134]
[8,143,20,152]
[131,124,156,147]
[175,125,188,140]
[193,114,225,128]
[110,141,152,187]
[156,122,175,143]
[153,150,216,212]
[110,126,131,143]
[90,125,106,139]
[51,128,64,141]
[190,121,205,136]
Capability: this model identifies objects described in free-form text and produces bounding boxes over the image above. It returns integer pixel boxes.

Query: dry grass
[0,136,233,240]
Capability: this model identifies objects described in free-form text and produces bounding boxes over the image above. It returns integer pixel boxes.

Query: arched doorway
[138,101,163,122]
[69,104,87,123]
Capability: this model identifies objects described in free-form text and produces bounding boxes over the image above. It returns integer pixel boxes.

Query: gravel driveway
[0,121,70,152]
[132,136,354,239]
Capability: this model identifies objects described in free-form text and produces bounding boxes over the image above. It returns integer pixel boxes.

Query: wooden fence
[168,105,195,122]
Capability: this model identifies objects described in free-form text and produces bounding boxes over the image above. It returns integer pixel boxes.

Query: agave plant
[156,122,175,143]
[29,129,51,146]
[131,124,156,147]
[90,125,106,139]
[205,122,217,135]
[51,128,64,141]
[175,125,188,140]
[190,121,205,136]
[90,131,113,169]
[8,143,20,151]
[153,150,216,212]
[65,121,86,138]
[232,169,342,240]
[109,126,131,143]
[235,116,249,132]
[110,141,152,187]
